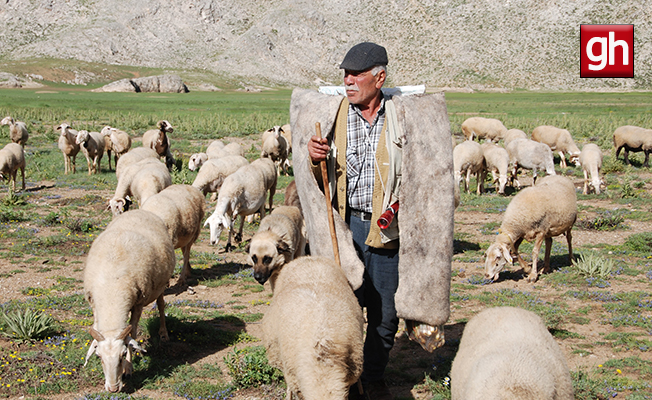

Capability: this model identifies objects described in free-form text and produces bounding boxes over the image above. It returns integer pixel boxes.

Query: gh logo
[580,25,634,78]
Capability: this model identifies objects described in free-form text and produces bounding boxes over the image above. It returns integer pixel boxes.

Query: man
[308,41,399,400]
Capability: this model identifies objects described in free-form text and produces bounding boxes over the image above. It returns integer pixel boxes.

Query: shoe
[365,380,394,400]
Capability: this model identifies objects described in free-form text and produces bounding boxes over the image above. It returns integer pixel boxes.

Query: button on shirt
[346,96,386,214]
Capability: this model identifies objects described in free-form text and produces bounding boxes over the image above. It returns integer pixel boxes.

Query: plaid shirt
[346,96,386,213]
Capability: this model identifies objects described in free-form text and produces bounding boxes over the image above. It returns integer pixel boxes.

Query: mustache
[345,85,359,91]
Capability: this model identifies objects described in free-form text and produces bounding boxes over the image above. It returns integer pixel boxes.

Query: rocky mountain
[0,0,650,90]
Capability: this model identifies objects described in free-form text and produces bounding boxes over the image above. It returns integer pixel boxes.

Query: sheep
[579,143,604,195]
[461,117,508,142]
[284,179,301,211]
[83,209,176,392]
[223,142,245,157]
[188,152,208,171]
[281,123,292,154]
[261,125,289,176]
[203,161,271,251]
[503,129,527,147]
[248,205,306,285]
[188,141,244,171]
[191,155,249,199]
[485,175,576,283]
[453,140,485,195]
[450,307,574,400]
[506,138,556,188]
[101,126,132,170]
[481,142,509,194]
[57,123,80,175]
[1,116,29,146]
[141,185,205,286]
[76,130,105,175]
[206,139,225,157]
[613,125,652,167]
[0,142,25,192]
[115,147,160,180]
[251,157,278,213]
[531,125,581,169]
[109,158,172,216]
[142,120,175,170]
[262,256,363,400]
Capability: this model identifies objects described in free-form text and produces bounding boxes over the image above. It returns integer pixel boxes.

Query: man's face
[343,68,385,107]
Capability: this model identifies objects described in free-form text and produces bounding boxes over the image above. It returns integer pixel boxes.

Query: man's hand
[308,135,330,163]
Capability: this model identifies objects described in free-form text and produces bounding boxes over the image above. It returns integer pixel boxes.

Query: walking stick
[315,122,341,266]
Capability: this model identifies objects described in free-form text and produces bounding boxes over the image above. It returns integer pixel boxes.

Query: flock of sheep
[1,112,651,399]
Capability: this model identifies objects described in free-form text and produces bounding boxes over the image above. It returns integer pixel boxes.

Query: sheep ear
[118,325,132,340]
[127,336,146,353]
[502,245,513,264]
[89,327,105,342]
[84,339,98,366]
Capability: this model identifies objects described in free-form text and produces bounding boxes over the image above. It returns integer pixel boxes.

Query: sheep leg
[107,150,113,170]
[225,216,237,252]
[177,244,192,285]
[644,150,650,168]
[558,151,566,168]
[512,238,529,273]
[124,306,144,378]
[583,169,590,194]
[615,145,622,159]
[86,155,92,175]
[63,154,69,175]
[527,235,546,283]
[542,237,553,274]
[20,166,25,191]
[156,295,169,342]
[623,148,630,165]
[234,214,245,243]
[464,168,471,193]
[476,169,484,195]
[566,229,574,265]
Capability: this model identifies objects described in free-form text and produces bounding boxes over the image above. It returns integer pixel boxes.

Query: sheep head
[108,197,132,217]
[484,241,513,281]
[570,152,581,167]
[188,153,207,171]
[248,229,290,285]
[204,212,230,245]
[85,325,139,393]
[100,126,113,136]
[157,120,174,133]
[76,130,90,145]
[1,116,13,126]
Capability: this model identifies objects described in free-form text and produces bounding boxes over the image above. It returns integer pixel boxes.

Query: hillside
[0,0,650,90]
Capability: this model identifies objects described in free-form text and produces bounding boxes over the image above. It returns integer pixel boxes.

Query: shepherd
[293,42,455,399]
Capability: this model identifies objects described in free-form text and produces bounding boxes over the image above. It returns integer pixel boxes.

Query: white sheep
[281,123,292,154]
[531,125,581,168]
[115,147,160,180]
[188,153,208,171]
[76,130,105,175]
[1,116,29,146]
[109,158,172,216]
[142,120,175,170]
[101,126,132,170]
[481,142,509,194]
[453,140,485,195]
[0,142,26,192]
[579,143,604,195]
[450,307,574,400]
[613,125,652,167]
[485,175,577,283]
[261,126,289,176]
[57,123,80,175]
[251,157,278,213]
[203,161,271,251]
[191,155,249,199]
[461,117,508,142]
[506,138,556,188]
[503,129,527,147]
[262,256,363,400]
[83,209,176,392]
[248,205,305,285]
[141,185,205,286]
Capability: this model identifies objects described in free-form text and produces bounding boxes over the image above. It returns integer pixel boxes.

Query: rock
[96,75,189,93]
[93,78,138,92]
[0,72,22,88]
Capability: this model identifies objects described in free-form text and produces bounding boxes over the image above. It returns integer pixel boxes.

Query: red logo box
[580,24,634,78]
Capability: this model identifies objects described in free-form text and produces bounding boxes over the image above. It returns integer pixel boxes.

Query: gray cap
[339,42,388,71]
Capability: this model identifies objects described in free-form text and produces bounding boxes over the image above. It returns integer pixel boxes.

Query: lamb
[115,147,159,180]
[101,126,132,170]
[203,160,272,251]
[531,125,581,168]
[503,129,527,147]
[506,138,556,188]
[1,116,29,146]
[141,185,205,286]
[453,140,485,195]
[76,130,105,175]
[481,142,509,194]
[262,256,363,400]
[57,123,80,175]
[191,155,249,199]
[109,158,172,216]
[142,120,175,170]
[612,125,652,167]
[189,141,245,171]
[188,153,208,171]
[83,209,176,393]
[461,117,508,142]
[579,143,604,195]
[450,307,574,400]
[248,205,306,285]
[0,142,26,192]
[261,125,289,176]
[485,175,577,283]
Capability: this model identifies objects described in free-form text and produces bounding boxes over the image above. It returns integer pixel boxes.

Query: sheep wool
[461,117,508,142]
[579,143,603,195]
[613,125,652,167]
[0,142,26,192]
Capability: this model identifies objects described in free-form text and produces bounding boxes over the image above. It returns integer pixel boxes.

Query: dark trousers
[349,213,399,383]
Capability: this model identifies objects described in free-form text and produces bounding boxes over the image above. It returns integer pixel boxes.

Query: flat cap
[339,42,388,71]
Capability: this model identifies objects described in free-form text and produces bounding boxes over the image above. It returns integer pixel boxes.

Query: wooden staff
[315,122,340,266]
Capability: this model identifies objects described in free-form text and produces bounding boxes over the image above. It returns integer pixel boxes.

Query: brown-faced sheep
[531,125,581,168]
[1,116,29,146]
[453,140,485,194]
[450,307,574,400]
[83,209,175,392]
[0,142,25,192]
[485,175,576,283]
[262,256,363,400]
[142,120,175,170]
[76,130,105,175]
[57,123,80,175]
[613,125,652,167]
[579,143,604,195]
[461,117,508,142]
